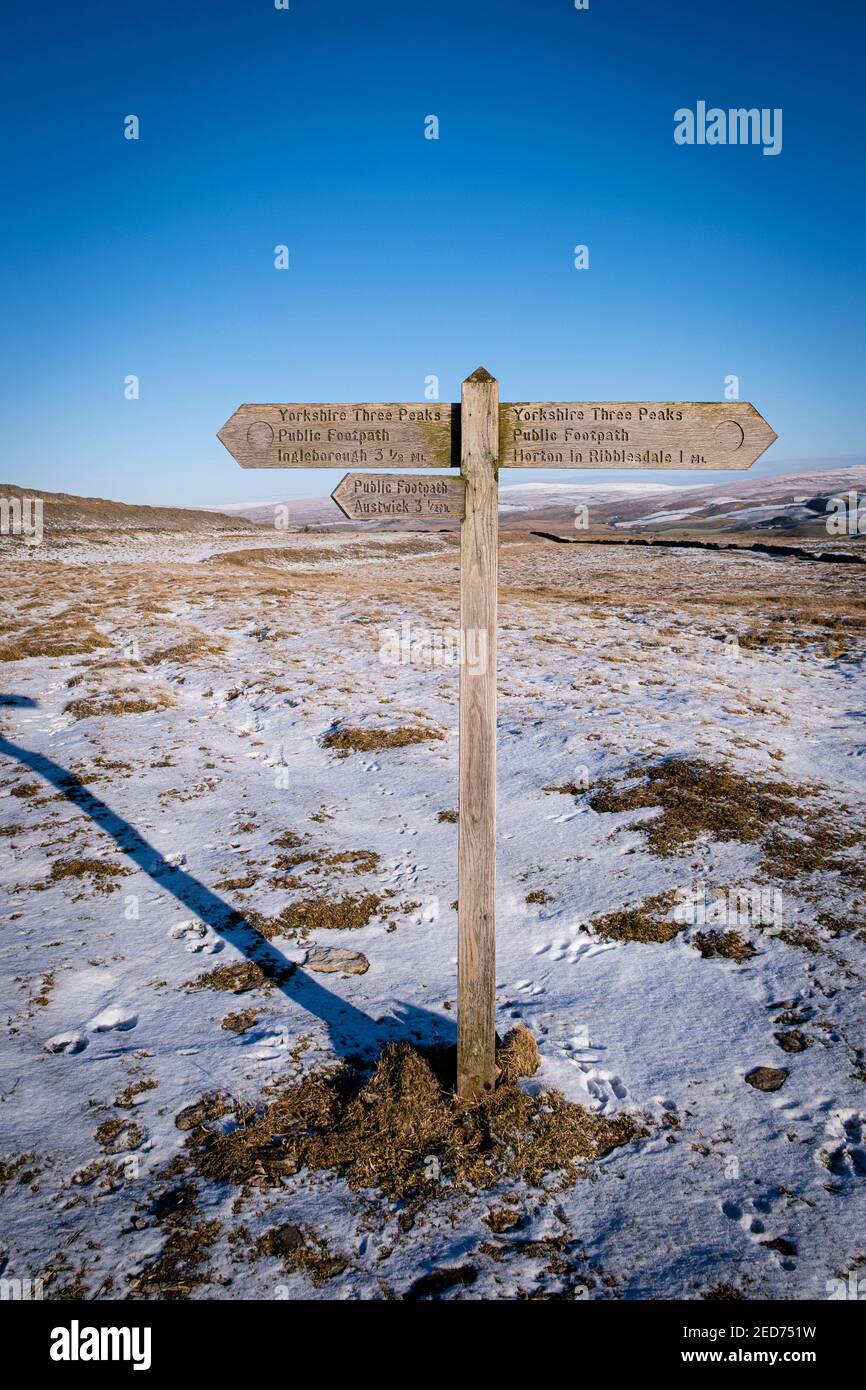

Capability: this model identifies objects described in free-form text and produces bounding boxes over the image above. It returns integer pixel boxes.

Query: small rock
[745,1066,789,1092]
[267,1224,305,1257]
[774,1029,811,1054]
[306,947,369,976]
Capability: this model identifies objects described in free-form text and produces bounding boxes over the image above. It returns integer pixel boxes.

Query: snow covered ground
[1,532,864,1300]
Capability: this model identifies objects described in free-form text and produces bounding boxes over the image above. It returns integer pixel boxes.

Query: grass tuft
[181,1038,645,1205]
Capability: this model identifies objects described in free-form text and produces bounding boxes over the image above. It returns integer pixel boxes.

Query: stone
[774,1029,810,1053]
[306,947,369,976]
[745,1066,788,1092]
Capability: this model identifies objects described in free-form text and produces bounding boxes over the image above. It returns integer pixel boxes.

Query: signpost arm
[457,368,499,1100]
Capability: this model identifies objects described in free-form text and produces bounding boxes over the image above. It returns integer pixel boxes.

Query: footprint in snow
[557,1034,605,1071]
[250,1030,293,1062]
[532,937,617,966]
[557,1057,628,1113]
[571,939,618,963]
[583,1068,628,1108]
[87,1007,138,1033]
[44,1032,88,1055]
[149,851,187,876]
[651,1095,679,1117]
[719,1193,798,1262]
[388,861,419,887]
[167,920,223,954]
[817,1110,866,1187]
[532,937,571,961]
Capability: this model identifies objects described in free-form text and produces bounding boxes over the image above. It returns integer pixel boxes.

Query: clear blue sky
[2,0,863,505]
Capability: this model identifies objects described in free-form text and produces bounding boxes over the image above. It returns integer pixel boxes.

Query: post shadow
[0,708,455,1064]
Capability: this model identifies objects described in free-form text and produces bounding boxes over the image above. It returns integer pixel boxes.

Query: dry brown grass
[739,616,864,663]
[221,1010,258,1034]
[212,538,444,570]
[526,888,552,905]
[9,782,39,798]
[590,892,682,944]
[496,1024,541,1082]
[776,925,822,954]
[255,1224,347,1284]
[270,847,380,882]
[213,873,257,891]
[64,691,175,720]
[692,930,756,962]
[0,618,111,662]
[762,825,865,889]
[588,758,805,856]
[0,1153,40,1186]
[322,725,445,755]
[321,849,381,874]
[129,1181,222,1299]
[587,759,864,898]
[41,858,131,891]
[114,1080,157,1108]
[182,1035,644,1205]
[261,893,389,938]
[143,635,227,666]
[272,830,304,850]
[188,960,293,994]
[94,1117,144,1152]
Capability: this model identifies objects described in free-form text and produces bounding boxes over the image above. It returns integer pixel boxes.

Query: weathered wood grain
[330,471,465,521]
[218,403,455,469]
[499,402,776,469]
[457,368,499,1101]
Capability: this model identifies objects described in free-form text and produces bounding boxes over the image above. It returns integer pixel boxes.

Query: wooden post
[457,368,499,1099]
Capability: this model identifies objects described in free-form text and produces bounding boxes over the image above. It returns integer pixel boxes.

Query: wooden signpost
[218,371,776,1099]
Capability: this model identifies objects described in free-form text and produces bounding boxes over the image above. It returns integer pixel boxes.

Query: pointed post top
[465,366,496,384]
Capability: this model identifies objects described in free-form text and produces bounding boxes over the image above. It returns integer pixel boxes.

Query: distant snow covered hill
[596,462,866,536]
[204,460,866,538]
